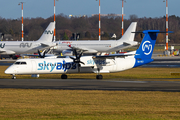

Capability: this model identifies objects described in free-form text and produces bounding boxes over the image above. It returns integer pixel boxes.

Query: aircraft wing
[68,45,98,53]
[21,54,58,58]
[0,49,15,54]
[92,51,136,59]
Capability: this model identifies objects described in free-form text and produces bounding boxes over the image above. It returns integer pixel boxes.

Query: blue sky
[1,0,180,19]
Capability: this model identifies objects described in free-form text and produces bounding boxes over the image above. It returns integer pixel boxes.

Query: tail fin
[37,22,55,42]
[120,22,137,41]
[135,30,160,59]
[133,30,159,67]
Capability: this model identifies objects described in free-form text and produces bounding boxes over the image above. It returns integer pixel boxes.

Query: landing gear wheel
[12,75,16,79]
[96,75,103,79]
[61,74,67,79]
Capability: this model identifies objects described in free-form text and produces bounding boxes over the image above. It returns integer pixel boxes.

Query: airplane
[5,30,171,79]
[53,22,138,56]
[0,22,56,59]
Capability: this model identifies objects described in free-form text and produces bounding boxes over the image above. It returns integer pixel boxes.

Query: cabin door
[31,61,36,73]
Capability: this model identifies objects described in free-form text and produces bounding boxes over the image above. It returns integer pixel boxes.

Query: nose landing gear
[11,74,16,79]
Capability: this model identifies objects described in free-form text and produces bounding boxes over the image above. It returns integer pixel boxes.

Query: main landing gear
[61,74,67,79]
[96,74,103,79]
[11,74,16,79]
[96,68,103,79]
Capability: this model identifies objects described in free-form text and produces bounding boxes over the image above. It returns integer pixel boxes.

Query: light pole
[121,0,126,36]
[96,0,101,41]
[53,0,58,42]
[18,2,24,41]
[164,0,168,51]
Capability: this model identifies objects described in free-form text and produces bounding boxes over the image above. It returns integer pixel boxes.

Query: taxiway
[0,79,180,92]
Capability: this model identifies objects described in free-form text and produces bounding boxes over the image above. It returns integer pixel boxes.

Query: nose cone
[5,67,13,74]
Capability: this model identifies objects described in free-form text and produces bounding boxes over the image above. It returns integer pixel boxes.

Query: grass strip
[0,89,180,120]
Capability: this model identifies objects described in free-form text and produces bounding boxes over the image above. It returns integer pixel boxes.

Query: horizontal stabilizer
[0,49,15,54]
[123,41,138,46]
[41,42,57,47]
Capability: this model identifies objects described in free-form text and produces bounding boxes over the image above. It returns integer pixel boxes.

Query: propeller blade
[78,52,83,59]
[71,63,76,69]
[38,50,43,58]
[78,63,81,73]
[74,49,78,58]
[70,56,75,60]
[80,61,85,65]
[43,51,46,58]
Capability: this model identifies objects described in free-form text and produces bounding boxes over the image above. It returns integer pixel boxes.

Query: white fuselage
[5,56,136,75]
[0,41,48,54]
[54,40,137,53]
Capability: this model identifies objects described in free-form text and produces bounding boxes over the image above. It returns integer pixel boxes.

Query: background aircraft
[0,22,56,58]
[53,22,137,56]
[5,30,165,79]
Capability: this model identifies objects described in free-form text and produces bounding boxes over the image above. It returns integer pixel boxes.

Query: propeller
[70,49,85,73]
[37,48,52,58]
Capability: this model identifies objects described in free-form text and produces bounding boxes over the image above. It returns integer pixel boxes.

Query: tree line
[0,14,180,44]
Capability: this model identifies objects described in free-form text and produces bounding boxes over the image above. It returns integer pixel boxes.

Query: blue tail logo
[142,40,152,55]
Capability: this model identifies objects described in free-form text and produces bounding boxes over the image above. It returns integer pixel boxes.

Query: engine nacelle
[62,50,73,56]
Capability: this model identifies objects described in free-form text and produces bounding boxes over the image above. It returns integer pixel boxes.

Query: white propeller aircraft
[53,22,138,56]
[0,22,56,58]
[5,30,169,79]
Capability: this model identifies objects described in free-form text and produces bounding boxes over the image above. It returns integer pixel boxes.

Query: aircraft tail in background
[37,22,55,42]
[120,22,137,41]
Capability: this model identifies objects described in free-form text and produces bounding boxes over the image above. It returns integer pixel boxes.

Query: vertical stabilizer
[133,30,159,67]
[37,22,55,42]
[120,22,137,41]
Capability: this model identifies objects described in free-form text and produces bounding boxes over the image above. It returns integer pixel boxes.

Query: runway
[0,79,180,92]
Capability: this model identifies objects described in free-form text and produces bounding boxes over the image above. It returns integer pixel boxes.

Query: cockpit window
[14,61,27,65]
[14,62,21,65]
[21,62,27,64]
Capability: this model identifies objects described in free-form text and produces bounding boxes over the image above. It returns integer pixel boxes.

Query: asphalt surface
[0,79,180,92]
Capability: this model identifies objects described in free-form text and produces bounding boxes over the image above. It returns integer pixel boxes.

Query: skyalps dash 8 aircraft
[53,22,138,56]
[5,30,170,79]
[0,22,56,57]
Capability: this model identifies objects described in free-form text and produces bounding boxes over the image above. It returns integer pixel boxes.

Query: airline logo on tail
[44,30,54,35]
[142,40,152,55]
[0,43,5,48]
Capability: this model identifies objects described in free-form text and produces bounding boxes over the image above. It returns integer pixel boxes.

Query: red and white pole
[165,0,168,50]
[21,2,24,41]
[99,0,101,41]
[122,0,124,36]
[53,0,56,42]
